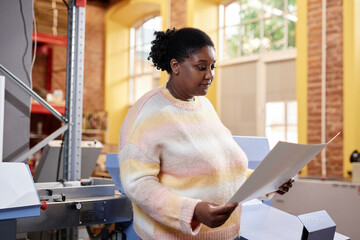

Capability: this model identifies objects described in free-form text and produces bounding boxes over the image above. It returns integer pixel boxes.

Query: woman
[118,27,292,240]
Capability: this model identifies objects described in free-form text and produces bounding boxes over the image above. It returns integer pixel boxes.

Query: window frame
[218,0,297,60]
[129,14,162,105]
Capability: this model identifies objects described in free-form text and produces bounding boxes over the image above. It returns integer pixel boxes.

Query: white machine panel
[273,178,360,239]
[0,163,40,220]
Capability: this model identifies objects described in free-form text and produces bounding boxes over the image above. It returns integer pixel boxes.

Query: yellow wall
[296,0,308,175]
[105,0,220,144]
[188,0,219,110]
[104,20,130,144]
[343,0,360,177]
[105,0,167,144]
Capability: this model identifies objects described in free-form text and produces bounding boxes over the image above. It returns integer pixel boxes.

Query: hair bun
[148,27,214,74]
[148,28,177,73]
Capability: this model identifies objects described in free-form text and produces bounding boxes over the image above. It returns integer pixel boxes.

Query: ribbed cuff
[179,198,202,235]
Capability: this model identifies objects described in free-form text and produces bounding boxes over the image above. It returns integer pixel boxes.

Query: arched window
[219,0,297,60]
[129,15,162,104]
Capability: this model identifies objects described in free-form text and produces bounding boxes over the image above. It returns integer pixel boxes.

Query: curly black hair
[148,28,214,74]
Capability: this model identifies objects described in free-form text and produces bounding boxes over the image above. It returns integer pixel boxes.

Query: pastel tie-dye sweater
[118,84,250,240]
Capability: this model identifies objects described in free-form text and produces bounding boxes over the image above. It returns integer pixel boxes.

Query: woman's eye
[211,65,216,70]
[197,65,206,70]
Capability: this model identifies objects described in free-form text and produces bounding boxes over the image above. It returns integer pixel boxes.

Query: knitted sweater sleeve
[119,143,202,235]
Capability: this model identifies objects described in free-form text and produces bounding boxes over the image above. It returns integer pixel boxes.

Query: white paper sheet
[227,132,340,204]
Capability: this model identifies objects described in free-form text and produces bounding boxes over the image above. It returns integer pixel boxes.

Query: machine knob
[40,201,47,210]
[75,202,82,210]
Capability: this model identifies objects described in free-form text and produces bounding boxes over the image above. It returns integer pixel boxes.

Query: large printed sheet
[227,132,340,204]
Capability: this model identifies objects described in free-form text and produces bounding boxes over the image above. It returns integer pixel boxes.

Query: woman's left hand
[276,178,294,195]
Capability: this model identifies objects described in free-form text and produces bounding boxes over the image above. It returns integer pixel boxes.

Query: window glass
[240,0,261,21]
[266,101,298,148]
[129,15,162,104]
[263,0,284,18]
[266,125,286,148]
[288,0,297,13]
[287,125,298,143]
[143,20,157,44]
[264,17,284,51]
[287,101,297,124]
[219,0,296,59]
[288,20,296,48]
[241,21,261,56]
[134,75,154,101]
[266,102,285,125]
[135,27,142,46]
[134,44,143,75]
[225,26,241,59]
[225,1,240,26]
[143,43,153,73]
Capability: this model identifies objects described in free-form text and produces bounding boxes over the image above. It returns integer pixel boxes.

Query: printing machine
[17,178,133,239]
[0,157,135,240]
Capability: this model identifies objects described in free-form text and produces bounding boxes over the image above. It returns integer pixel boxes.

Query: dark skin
[193,178,294,228]
[166,45,216,101]
[166,46,294,229]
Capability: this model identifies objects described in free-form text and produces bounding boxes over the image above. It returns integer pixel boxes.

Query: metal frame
[64,0,86,181]
[0,0,86,181]
[0,75,4,162]
[0,64,67,123]
[0,64,68,163]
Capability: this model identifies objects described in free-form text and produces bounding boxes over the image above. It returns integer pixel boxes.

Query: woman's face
[173,45,216,100]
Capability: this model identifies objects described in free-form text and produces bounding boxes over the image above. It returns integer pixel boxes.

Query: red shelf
[31,103,65,115]
[33,32,67,46]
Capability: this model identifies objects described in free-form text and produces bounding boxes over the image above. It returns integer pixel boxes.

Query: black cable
[86,226,101,239]
[86,224,112,240]
[56,132,66,181]
[19,0,32,86]
[62,0,69,10]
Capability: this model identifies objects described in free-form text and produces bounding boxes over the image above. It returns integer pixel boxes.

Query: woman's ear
[170,59,179,75]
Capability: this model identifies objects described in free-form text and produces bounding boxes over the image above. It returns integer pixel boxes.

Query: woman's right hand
[193,201,238,228]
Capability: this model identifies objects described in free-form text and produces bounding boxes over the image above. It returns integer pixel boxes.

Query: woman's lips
[200,81,211,88]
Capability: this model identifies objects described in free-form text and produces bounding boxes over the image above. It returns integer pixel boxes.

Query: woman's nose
[205,69,214,80]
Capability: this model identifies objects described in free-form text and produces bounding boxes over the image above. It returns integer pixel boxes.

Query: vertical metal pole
[63,1,86,239]
[0,75,4,162]
[64,0,86,182]
[64,0,74,181]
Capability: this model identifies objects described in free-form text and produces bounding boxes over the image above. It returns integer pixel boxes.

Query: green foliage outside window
[222,0,296,60]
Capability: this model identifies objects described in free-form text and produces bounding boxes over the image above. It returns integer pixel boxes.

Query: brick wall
[32,53,48,92]
[170,0,187,29]
[83,2,106,113]
[307,0,343,177]
[33,2,106,114]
